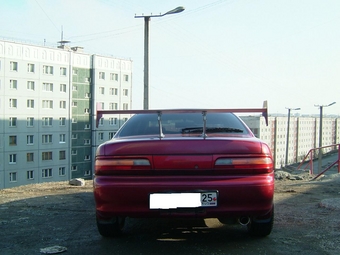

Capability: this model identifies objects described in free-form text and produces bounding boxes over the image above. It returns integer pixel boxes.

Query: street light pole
[314,102,336,173]
[135,6,185,110]
[285,107,300,166]
[143,16,150,111]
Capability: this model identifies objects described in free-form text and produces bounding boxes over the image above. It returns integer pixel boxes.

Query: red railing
[297,144,340,180]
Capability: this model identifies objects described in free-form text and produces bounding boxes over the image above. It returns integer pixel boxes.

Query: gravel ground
[1,171,340,255]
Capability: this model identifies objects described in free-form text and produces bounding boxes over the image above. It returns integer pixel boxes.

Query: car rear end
[93,109,274,237]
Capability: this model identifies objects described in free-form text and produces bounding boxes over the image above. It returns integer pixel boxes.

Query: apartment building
[0,39,132,189]
[241,115,340,169]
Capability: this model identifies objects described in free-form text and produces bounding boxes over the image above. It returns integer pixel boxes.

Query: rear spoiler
[96,101,268,128]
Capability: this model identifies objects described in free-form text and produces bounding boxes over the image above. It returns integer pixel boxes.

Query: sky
[1,0,340,115]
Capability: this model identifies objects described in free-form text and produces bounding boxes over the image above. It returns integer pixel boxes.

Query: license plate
[149,192,218,209]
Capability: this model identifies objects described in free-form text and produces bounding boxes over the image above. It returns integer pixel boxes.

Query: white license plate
[149,192,218,209]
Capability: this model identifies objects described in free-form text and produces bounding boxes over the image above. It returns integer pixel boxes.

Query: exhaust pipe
[238,216,250,226]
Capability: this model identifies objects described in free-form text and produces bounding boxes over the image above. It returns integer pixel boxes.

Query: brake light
[214,157,273,173]
[95,158,151,175]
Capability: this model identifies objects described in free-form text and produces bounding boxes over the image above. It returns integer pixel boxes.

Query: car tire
[247,207,274,237]
[96,217,125,237]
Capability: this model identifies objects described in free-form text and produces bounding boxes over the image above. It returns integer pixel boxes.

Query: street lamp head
[164,6,185,16]
[315,102,336,108]
[135,6,185,18]
[285,107,301,111]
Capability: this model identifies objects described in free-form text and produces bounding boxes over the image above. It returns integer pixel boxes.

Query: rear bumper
[94,173,274,220]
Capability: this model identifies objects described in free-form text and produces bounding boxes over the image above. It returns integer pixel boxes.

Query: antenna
[57,26,70,48]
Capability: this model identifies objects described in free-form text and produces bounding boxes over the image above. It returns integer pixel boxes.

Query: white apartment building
[0,39,132,189]
[241,115,340,169]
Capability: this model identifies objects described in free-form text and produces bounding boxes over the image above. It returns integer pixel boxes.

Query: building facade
[241,116,340,169]
[0,40,132,189]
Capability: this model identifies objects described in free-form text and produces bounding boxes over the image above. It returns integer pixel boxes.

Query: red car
[94,102,274,237]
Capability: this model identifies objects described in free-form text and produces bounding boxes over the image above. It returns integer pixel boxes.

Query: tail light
[214,143,273,174]
[95,158,151,175]
[214,157,273,173]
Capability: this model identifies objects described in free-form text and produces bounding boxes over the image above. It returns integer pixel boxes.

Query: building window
[84,155,91,161]
[85,92,91,98]
[9,154,17,164]
[72,118,77,123]
[84,170,91,176]
[9,136,17,146]
[60,84,66,92]
[9,98,17,108]
[42,168,53,178]
[84,108,90,114]
[73,69,78,75]
[10,61,18,71]
[123,89,128,96]
[72,101,78,107]
[98,132,104,140]
[42,151,53,160]
[98,118,104,126]
[99,87,104,94]
[71,149,77,155]
[9,172,17,182]
[42,134,53,144]
[59,167,66,176]
[109,132,115,139]
[123,103,129,110]
[72,85,77,91]
[27,81,35,90]
[59,117,66,126]
[59,134,66,143]
[27,117,34,127]
[110,73,118,81]
[59,150,66,160]
[27,152,34,162]
[43,83,53,92]
[85,124,91,129]
[27,170,34,180]
[60,67,67,76]
[98,102,104,109]
[84,139,90,145]
[43,65,53,74]
[42,117,53,126]
[9,117,17,127]
[27,99,34,108]
[109,103,118,110]
[27,63,35,73]
[42,100,53,109]
[60,100,66,109]
[72,133,78,139]
[123,74,129,82]
[71,165,77,171]
[10,79,18,89]
[99,72,105,79]
[27,135,34,145]
[109,88,118,95]
[109,118,117,126]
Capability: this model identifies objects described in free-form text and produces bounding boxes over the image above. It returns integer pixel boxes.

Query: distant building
[0,39,132,189]
[241,116,340,169]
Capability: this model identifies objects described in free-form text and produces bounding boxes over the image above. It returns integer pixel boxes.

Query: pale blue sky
[1,0,340,115]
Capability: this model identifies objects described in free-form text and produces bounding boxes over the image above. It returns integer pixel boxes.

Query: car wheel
[247,207,274,237]
[96,217,125,237]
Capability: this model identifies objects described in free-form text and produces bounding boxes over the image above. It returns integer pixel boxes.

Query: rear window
[116,113,249,137]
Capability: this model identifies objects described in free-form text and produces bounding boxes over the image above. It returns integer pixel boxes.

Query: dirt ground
[1,171,340,255]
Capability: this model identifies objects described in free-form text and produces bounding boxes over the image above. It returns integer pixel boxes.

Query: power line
[33,0,60,33]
